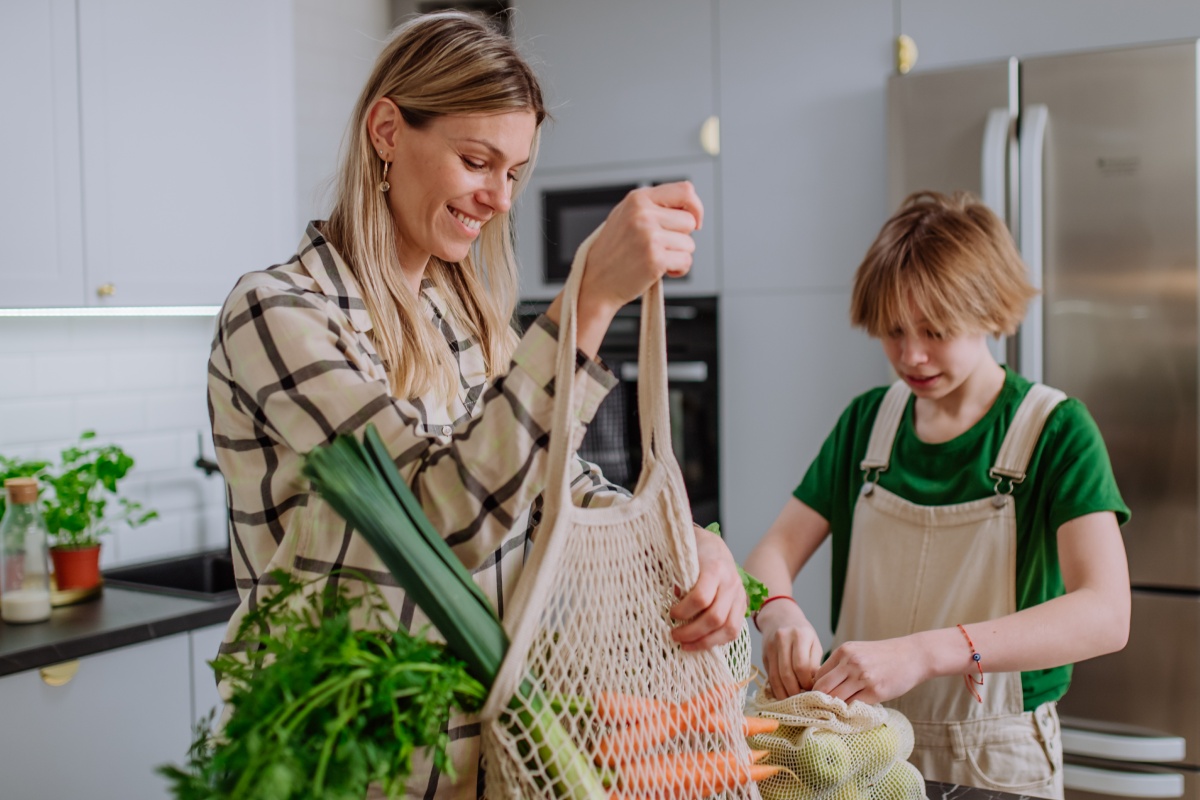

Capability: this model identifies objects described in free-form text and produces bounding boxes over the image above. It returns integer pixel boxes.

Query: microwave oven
[514,158,718,299]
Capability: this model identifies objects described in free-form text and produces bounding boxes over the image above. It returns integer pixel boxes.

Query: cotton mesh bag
[480,226,758,800]
[747,689,926,800]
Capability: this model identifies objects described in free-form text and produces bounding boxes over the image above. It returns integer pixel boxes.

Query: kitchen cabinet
[897,0,1200,72]
[190,622,226,729]
[1,0,296,310]
[0,0,86,308]
[76,0,297,308]
[512,0,717,171]
[717,0,893,292]
[0,632,193,800]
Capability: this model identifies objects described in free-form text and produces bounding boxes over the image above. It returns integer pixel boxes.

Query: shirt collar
[297,221,375,333]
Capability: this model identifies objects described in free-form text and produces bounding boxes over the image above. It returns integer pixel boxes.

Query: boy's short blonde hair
[850,191,1037,338]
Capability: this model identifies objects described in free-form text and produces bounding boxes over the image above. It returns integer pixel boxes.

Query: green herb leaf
[159,571,485,800]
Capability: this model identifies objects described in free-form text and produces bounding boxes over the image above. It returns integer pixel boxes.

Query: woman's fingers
[641,180,704,230]
[580,182,705,309]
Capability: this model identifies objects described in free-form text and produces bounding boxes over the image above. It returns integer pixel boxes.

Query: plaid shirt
[207,222,627,798]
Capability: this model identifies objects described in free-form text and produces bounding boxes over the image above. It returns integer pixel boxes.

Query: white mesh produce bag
[748,689,926,800]
[480,227,758,800]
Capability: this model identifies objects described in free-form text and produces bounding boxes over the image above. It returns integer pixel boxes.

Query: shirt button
[441,425,453,436]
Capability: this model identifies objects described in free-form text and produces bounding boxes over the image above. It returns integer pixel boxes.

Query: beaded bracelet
[957,624,984,703]
[751,595,799,632]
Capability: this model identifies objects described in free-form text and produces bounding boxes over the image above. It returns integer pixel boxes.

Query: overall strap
[860,380,912,475]
[990,384,1068,484]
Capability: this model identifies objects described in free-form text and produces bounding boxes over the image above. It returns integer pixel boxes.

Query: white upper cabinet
[77,0,297,308]
[0,0,85,307]
[898,0,1200,72]
[512,0,717,171]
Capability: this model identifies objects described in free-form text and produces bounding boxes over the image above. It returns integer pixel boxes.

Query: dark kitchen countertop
[0,586,239,677]
[926,780,1045,800]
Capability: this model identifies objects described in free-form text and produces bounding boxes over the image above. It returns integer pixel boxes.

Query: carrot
[742,716,780,737]
[678,679,749,718]
[592,691,681,725]
[594,715,781,766]
[611,751,783,798]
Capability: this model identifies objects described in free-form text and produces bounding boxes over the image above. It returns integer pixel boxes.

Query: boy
[744,191,1130,798]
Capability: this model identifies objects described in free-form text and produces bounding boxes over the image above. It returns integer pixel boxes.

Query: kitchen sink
[103,549,238,601]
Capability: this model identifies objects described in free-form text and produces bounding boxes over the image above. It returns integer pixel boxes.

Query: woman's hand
[582,181,703,310]
[757,601,825,699]
[670,525,746,650]
[811,636,931,705]
[546,181,704,356]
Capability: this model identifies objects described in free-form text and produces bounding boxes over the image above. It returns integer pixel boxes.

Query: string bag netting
[747,688,926,800]
[480,225,757,800]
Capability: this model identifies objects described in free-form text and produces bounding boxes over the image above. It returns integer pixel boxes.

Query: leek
[302,424,606,800]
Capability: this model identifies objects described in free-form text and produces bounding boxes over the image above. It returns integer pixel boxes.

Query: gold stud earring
[379,159,391,193]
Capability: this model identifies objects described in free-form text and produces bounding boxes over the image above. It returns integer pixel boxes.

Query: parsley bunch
[159,571,486,800]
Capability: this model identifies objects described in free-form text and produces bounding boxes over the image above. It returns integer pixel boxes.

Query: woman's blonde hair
[850,190,1037,338]
[324,11,546,402]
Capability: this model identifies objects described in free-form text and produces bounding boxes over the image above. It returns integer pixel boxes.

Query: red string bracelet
[752,595,799,632]
[957,624,984,703]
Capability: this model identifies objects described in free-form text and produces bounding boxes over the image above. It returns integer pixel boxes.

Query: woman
[744,191,1130,797]
[207,11,745,798]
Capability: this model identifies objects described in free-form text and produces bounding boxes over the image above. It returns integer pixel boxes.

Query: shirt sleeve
[793,390,884,525]
[1039,398,1132,533]
[216,282,619,569]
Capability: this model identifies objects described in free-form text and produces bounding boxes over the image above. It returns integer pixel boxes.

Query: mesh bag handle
[480,225,755,800]
[485,224,697,711]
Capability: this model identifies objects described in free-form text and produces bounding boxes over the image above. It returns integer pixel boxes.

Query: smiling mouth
[450,208,483,231]
[906,373,939,384]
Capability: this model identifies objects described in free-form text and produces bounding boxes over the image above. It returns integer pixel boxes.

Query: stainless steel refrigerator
[889,40,1199,800]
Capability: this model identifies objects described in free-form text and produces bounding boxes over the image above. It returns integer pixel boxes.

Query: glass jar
[0,477,52,624]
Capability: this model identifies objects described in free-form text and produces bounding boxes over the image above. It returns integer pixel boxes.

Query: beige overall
[832,381,1067,799]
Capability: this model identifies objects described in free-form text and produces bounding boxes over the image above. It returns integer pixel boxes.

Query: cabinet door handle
[40,660,80,686]
[96,283,116,299]
[699,116,720,156]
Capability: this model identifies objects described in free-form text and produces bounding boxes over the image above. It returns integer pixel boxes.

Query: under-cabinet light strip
[0,306,221,318]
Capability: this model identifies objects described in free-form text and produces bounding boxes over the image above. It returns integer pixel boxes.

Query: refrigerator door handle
[981,107,1012,220]
[1064,764,1184,798]
[1017,103,1049,383]
[1062,726,1187,763]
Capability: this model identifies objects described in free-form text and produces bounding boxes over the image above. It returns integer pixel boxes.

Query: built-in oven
[516,296,720,527]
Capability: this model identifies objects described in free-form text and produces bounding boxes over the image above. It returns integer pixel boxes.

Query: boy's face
[881,314,996,400]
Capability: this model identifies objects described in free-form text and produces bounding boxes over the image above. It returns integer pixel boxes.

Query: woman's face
[386,109,537,272]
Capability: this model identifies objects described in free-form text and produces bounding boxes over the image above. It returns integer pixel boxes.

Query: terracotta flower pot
[51,544,102,590]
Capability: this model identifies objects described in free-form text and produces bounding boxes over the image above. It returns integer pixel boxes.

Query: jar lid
[4,477,40,504]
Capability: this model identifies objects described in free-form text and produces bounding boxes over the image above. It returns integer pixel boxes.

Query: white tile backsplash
[0,315,226,567]
[0,354,35,398]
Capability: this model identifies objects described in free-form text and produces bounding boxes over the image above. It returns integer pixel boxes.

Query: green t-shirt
[794,366,1130,711]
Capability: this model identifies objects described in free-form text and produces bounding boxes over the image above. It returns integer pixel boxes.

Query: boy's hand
[757,600,825,698]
